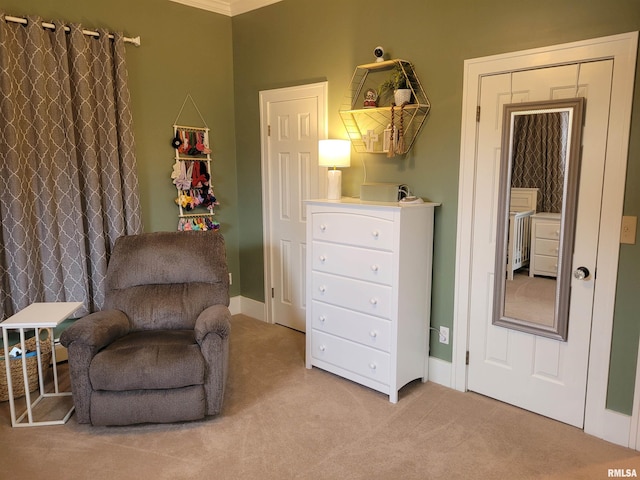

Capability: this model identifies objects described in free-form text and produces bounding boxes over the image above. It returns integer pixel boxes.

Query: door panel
[267,96,320,332]
[468,60,613,427]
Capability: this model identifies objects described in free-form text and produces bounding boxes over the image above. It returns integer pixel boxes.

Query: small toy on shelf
[363,88,378,108]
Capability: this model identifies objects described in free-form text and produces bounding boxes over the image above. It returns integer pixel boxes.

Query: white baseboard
[593,408,632,448]
[229,295,266,321]
[428,356,453,388]
[229,296,242,315]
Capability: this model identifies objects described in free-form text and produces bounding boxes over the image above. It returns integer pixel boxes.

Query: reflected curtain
[511,112,568,213]
[0,16,142,320]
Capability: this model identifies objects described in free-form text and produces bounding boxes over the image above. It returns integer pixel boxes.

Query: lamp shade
[318,139,351,168]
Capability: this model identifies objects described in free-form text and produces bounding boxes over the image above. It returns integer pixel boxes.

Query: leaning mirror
[493,98,585,341]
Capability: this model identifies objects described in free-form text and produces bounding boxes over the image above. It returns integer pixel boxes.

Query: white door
[260,83,327,332]
[467,60,613,427]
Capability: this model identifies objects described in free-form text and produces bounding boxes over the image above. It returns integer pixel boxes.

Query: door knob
[573,266,590,280]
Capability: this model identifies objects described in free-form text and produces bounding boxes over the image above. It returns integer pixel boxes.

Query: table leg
[19,328,33,424]
[36,328,45,395]
[48,328,60,394]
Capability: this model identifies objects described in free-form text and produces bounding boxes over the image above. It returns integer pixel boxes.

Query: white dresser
[529,212,562,277]
[305,198,438,403]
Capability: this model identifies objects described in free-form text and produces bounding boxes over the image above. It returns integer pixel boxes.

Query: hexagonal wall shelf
[339,59,430,155]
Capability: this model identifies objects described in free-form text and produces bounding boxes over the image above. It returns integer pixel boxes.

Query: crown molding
[169,0,282,16]
[231,0,282,15]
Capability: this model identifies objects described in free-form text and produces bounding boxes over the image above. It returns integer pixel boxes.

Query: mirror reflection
[493,98,584,341]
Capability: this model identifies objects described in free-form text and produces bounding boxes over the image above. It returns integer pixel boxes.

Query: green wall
[1,0,241,297]
[4,0,639,415]
[231,0,640,414]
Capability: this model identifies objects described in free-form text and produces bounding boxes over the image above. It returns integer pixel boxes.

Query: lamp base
[326,169,342,200]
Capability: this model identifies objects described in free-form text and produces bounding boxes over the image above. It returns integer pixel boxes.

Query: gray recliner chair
[60,230,231,426]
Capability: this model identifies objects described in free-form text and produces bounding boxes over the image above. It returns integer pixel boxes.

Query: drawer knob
[319,315,326,323]
[369,363,377,370]
[555,230,560,237]
[319,285,326,293]
[319,255,327,263]
[319,345,326,352]
[371,264,379,272]
[371,230,380,239]
[369,331,378,338]
[370,298,378,306]
[320,224,327,232]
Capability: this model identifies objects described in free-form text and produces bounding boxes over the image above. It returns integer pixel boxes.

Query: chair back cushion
[104,230,229,330]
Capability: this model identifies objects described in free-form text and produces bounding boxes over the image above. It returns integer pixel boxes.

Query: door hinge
[271,287,274,298]
[466,351,470,365]
[476,106,481,122]
[268,125,271,136]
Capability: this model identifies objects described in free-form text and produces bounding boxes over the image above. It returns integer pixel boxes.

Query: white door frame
[452,32,638,446]
[631,337,640,450]
[259,82,328,325]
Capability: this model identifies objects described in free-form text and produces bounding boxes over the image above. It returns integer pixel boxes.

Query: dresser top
[306,197,441,209]
[532,212,561,220]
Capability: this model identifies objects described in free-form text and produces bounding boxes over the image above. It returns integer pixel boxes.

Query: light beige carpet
[0,314,638,479]
[504,273,556,327]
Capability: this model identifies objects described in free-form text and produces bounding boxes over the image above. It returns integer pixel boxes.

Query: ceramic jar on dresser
[305,198,438,403]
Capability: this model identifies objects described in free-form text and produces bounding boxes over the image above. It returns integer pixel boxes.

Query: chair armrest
[59,310,130,424]
[60,309,130,350]
[194,304,231,344]
[195,304,231,416]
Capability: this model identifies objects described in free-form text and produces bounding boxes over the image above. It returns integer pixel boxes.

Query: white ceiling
[169,0,282,16]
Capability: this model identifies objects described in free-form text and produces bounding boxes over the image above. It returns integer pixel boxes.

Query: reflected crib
[506,188,538,280]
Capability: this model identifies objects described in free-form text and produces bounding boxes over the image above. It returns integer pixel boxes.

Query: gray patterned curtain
[0,16,142,320]
[511,111,568,213]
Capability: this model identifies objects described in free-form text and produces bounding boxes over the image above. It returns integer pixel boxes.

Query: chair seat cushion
[90,330,205,391]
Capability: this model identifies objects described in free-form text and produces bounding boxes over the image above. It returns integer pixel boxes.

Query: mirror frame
[492,98,585,341]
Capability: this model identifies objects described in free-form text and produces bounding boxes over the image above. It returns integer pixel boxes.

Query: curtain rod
[3,15,141,46]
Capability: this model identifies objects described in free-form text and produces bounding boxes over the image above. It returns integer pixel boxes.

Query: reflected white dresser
[305,198,438,403]
[529,212,562,278]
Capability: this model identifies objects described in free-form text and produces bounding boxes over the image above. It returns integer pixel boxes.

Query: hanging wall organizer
[171,94,220,232]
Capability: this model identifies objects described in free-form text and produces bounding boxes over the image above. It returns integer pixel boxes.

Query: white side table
[1,302,82,427]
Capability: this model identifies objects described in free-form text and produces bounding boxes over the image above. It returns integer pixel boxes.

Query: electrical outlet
[439,326,450,345]
[621,216,637,245]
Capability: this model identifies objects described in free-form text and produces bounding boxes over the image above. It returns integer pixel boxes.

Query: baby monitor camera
[374,46,385,62]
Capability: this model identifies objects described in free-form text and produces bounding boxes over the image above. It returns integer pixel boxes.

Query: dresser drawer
[311,331,390,385]
[311,301,391,352]
[534,238,559,257]
[312,272,392,319]
[535,222,561,240]
[312,241,393,285]
[533,255,558,275]
[312,212,394,251]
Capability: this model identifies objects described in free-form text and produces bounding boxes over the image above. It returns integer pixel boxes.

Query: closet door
[261,83,326,332]
[467,60,613,428]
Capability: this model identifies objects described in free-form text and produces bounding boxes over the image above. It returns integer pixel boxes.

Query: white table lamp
[318,139,351,200]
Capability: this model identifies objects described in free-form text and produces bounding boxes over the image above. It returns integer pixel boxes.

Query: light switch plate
[621,216,637,245]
